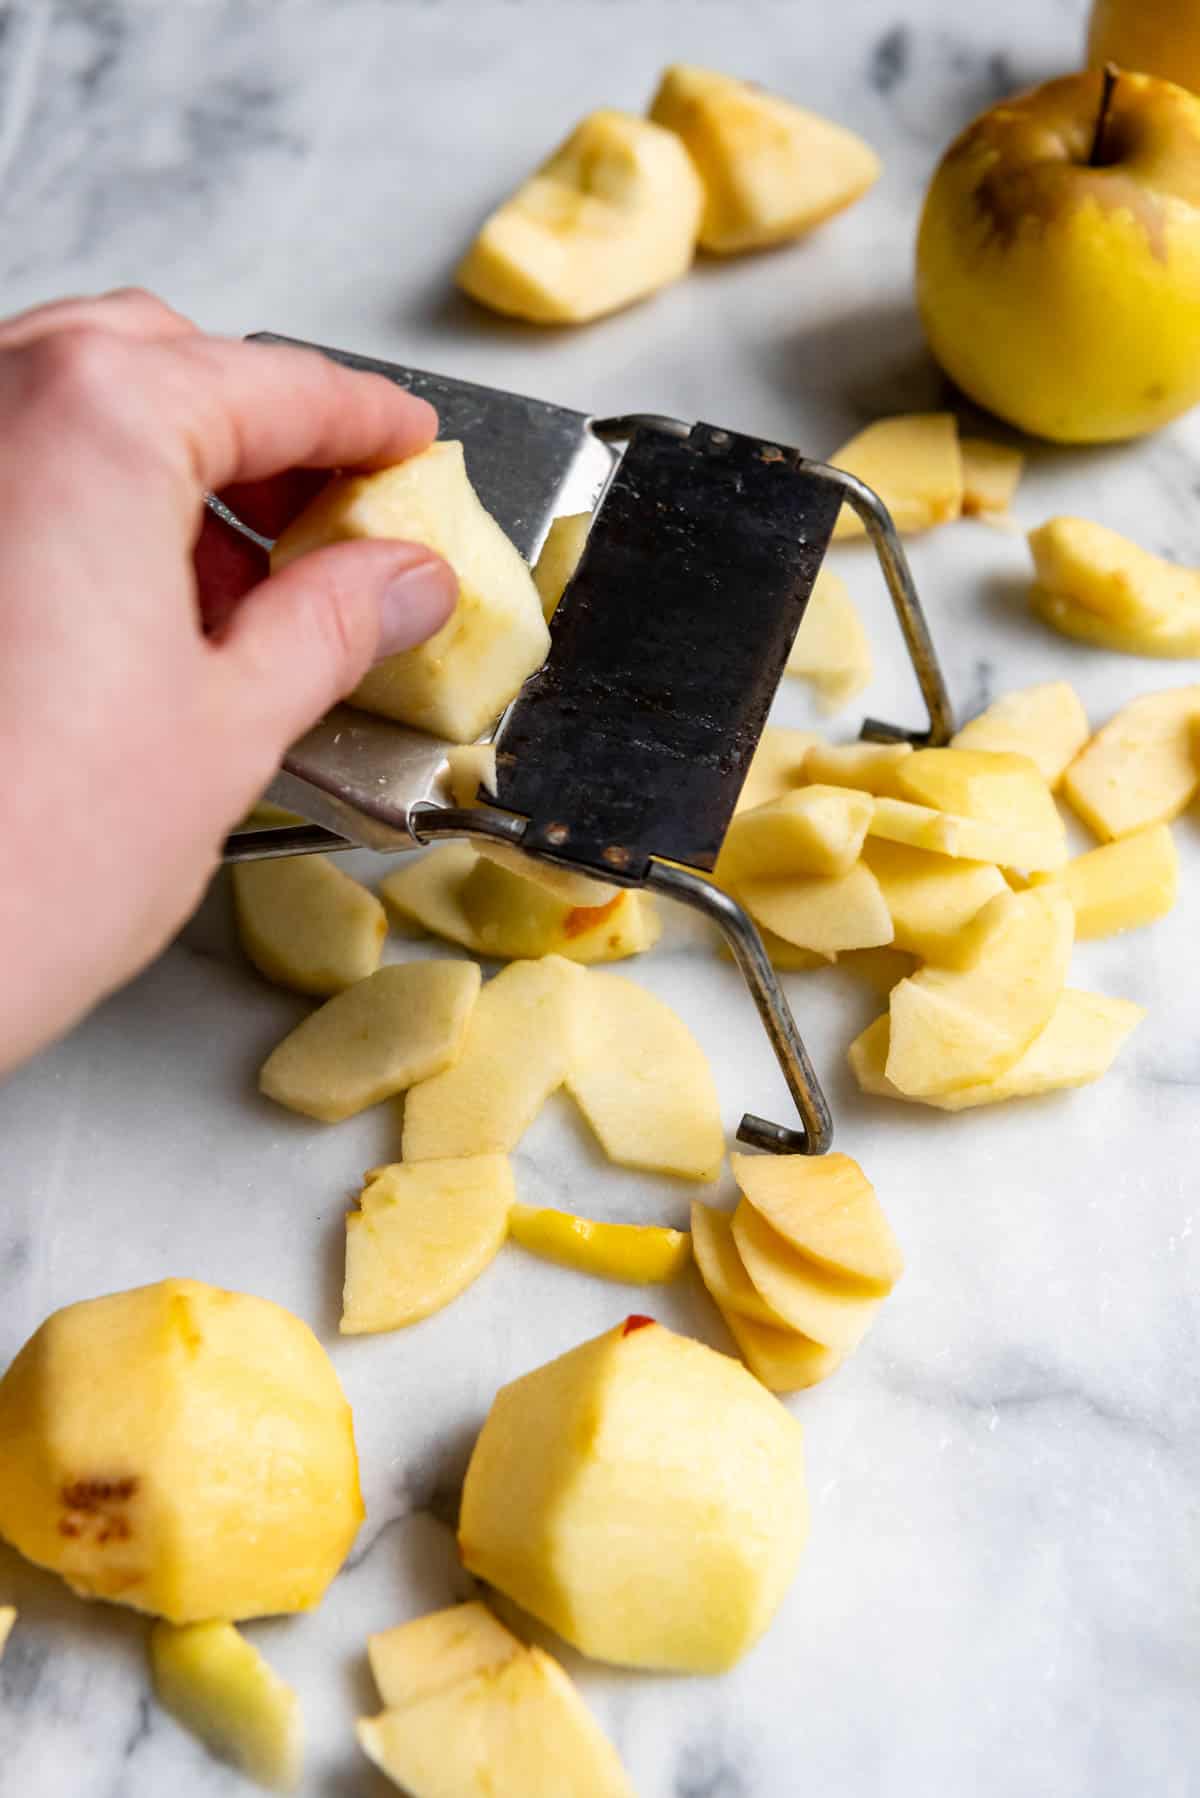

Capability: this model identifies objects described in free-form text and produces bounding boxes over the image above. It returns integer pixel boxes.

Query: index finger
[165,336,439,491]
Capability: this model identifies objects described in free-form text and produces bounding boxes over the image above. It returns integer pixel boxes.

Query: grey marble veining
[2,1,1199,1793]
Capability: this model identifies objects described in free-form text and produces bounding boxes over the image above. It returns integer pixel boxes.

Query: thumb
[217,538,457,752]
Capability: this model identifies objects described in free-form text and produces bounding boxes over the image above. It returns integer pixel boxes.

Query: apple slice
[735,862,893,958]
[861,838,1007,961]
[731,1200,882,1350]
[232,856,387,997]
[150,1620,302,1792]
[803,740,913,796]
[885,887,1074,1097]
[342,1156,514,1334]
[509,1203,691,1283]
[258,961,480,1123]
[457,110,702,324]
[566,973,724,1181]
[735,726,819,813]
[368,1603,522,1710]
[868,795,1067,874]
[359,1647,636,1798]
[719,785,873,883]
[1029,516,1200,655]
[533,512,591,622]
[837,945,919,993]
[1031,585,1200,657]
[648,64,879,254]
[1062,687,1200,839]
[272,442,548,744]
[730,1150,902,1293]
[959,437,1023,516]
[784,568,872,709]
[690,1201,789,1327]
[830,414,963,541]
[895,750,1064,858]
[0,1607,14,1657]
[719,1306,844,1394]
[952,681,1089,788]
[732,923,827,973]
[403,957,580,1160]
[850,990,1144,1111]
[1062,824,1178,938]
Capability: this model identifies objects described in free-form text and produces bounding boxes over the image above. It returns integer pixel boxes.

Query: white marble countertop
[1,2,1198,1794]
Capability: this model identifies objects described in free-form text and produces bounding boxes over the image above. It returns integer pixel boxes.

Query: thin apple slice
[784,569,872,710]
[566,973,724,1181]
[830,414,963,540]
[730,1150,902,1292]
[719,785,873,883]
[533,512,591,621]
[1031,585,1200,657]
[690,1202,789,1327]
[259,961,481,1123]
[959,437,1023,516]
[951,681,1089,788]
[445,741,617,907]
[1062,687,1200,839]
[735,862,893,958]
[1062,824,1178,938]
[732,1200,882,1351]
[837,945,919,993]
[150,1620,302,1792]
[368,1604,522,1710]
[885,887,1074,1097]
[850,990,1144,1110]
[358,1646,636,1798]
[403,958,579,1160]
[719,1305,844,1393]
[868,795,1066,874]
[861,838,1007,961]
[232,855,387,997]
[803,740,913,796]
[735,726,819,813]
[509,1203,690,1283]
[0,1608,14,1657]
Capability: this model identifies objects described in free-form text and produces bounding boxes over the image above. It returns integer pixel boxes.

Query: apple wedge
[368,1603,522,1710]
[959,437,1023,517]
[885,887,1074,1097]
[1062,687,1200,839]
[403,957,579,1161]
[1061,824,1178,938]
[861,838,1007,962]
[732,1200,882,1351]
[720,1307,844,1394]
[730,1150,902,1293]
[735,726,819,813]
[784,568,872,710]
[850,990,1144,1111]
[803,739,913,796]
[150,1620,302,1792]
[1029,516,1200,655]
[509,1203,690,1283]
[232,856,386,997]
[272,442,549,743]
[735,862,894,958]
[565,972,724,1181]
[533,512,591,622]
[648,63,879,253]
[341,1157,514,1334]
[0,1608,14,1657]
[457,110,702,324]
[719,785,873,883]
[359,1646,636,1798]
[952,681,1089,788]
[830,414,963,541]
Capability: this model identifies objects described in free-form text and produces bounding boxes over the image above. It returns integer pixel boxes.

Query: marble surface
[1,1,1199,1793]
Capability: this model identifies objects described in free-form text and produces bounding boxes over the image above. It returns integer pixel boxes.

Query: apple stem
[1089,62,1119,168]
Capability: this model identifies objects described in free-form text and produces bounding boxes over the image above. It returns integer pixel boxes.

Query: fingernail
[376,555,458,660]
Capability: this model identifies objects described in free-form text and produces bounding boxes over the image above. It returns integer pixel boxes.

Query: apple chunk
[952,681,1089,789]
[959,437,1023,516]
[719,785,873,883]
[649,64,879,253]
[150,1620,302,1792]
[730,1150,902,1292]
[368,1603,522,1710]
[457,110,702,324]
[885,887,1074,1097]
[272,442,549,743]
[735,861,893,958]
[232,856,386,997]
[341,1157,514,1334]
[1061,824,1178,938]
[731,1201,882,1350]
[1062,687,1200,840]
[259,961,481,1123]
[861,838,1007,962]
[830,414,963,540]
[566,973,724,1181]
[784,569,872,710]
[509,1203,691,1283]
[1029,516,1200,656]
[533,512,591,621]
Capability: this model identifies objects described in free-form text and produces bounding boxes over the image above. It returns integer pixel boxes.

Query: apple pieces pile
[359,1603,635,1798]
[1030,517,1200,656]
[458,1317,807,1674]
[693,1151,902,1393]
[151,1620,303,1793]
[829,413,1023,539]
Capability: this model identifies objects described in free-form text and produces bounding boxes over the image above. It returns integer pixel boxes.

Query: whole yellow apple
[916,69,1200,441]
[1089,0,1200,95]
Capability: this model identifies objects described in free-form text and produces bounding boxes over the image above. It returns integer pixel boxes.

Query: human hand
[0,288,457,1074]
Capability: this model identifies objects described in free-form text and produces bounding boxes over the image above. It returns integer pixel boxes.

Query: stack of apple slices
[358,1602,636,1798]
[693,1152,902,1393]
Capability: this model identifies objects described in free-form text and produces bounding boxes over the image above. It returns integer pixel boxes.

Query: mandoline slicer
[221,334,954,1155]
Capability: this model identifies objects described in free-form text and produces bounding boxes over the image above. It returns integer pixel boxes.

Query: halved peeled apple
[272,442,548,743]
[232,855,386,996]
[861,839,1007,962]
[367,1602,522,1710]
[341,1156,514,1334]
[960,437,1023,517]
[830,414,963,540]
[952,681,1089,789]
[885,887,1074,1097]
[380,844,655,963]
[508,1204,690,1283]
[850,990,1144,1111]
[150,1620,302,1793]
[1062,687,1200,840]
[1029,517,1200,657]
[1060,824,1178,938]
[648,64,879,254]
[718,785,874,882]
[457,110,702,324]
[784,568,872,710]
[259,961,481,1122]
